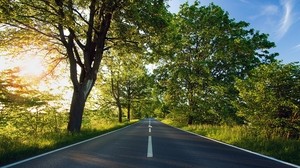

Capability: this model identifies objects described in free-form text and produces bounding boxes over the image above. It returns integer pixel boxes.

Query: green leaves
[98,49,152,121]
[235,62,300,139]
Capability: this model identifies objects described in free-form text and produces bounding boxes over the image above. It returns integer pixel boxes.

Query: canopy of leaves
[153,1,278,124]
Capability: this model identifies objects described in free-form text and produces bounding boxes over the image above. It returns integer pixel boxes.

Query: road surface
[2,118,298,168]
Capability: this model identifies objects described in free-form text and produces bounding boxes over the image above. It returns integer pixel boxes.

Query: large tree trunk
[67,89,86,132]
[67,79,94,132]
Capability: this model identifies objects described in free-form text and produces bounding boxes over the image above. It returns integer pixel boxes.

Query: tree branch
[6,20,60,41]
[106,37,139,45]
[73,45,84,68]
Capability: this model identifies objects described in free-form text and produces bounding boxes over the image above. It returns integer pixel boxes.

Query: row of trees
[98,50,151,122]
[0,1,299,138]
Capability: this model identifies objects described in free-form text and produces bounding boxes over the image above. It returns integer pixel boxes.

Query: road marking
[148,123,152,133]
[147,136,153,157]
[172,126,300,168]
[148,118,152,133]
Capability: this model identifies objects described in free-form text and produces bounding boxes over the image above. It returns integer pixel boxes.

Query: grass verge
[0,119,138,166]
[162,119,300,166]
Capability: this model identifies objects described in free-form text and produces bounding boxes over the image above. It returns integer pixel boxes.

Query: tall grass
[162,119,300,165]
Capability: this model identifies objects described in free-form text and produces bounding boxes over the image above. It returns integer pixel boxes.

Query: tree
[235,62,300,139]
[107,52,124,123]
[100,49,150,122]
[153,1,277,124]
[122,67,150,121]
[0,0,169,132]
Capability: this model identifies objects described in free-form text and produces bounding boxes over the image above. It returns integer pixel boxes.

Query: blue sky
[168,0,300,64]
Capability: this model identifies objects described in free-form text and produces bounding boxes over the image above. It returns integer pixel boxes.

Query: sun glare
[1,52,73,107]
[1,51,74,111]
[19,56,45,77]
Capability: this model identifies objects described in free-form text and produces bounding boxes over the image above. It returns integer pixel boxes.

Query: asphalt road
[2,118,298,168]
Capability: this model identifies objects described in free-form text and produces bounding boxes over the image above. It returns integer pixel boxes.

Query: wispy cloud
[294,44,300,50]
[262,5,279,15]
[276,0,294,40]
[249,4,279,20]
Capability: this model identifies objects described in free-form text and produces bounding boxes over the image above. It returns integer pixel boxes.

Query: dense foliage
[235,62,300,139]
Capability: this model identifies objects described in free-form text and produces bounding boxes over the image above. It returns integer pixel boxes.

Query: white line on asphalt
[148,118,152,133]
[147,136,153,157]
[172,126,300,168]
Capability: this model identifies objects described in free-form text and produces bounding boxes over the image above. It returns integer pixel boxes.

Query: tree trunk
[126,84,131,121]
[188,115,193,125]
[67,79,94,132]
[117,101,123,123]
[127,101,131,121]
[111,72,123,123]
[67,89,86,132]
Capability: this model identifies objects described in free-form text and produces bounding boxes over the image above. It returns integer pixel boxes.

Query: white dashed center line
[147,118,153,157]
[147,135,153,157]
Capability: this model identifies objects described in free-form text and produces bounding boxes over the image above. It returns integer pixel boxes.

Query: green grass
[0,119,138,166]
[162,119,300,166]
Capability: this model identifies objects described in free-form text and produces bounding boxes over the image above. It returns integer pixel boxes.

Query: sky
[168,0,300,64]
